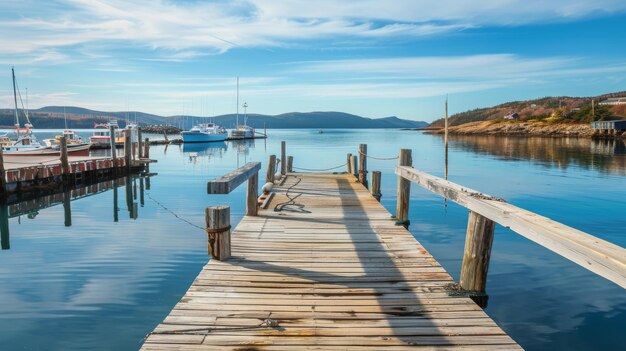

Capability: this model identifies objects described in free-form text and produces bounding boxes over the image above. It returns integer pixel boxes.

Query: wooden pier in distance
[143,142,625,350]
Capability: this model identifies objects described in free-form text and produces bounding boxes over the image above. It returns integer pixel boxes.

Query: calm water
[0,129,625,350]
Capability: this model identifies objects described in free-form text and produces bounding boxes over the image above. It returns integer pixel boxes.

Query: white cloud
[1,0,624,59]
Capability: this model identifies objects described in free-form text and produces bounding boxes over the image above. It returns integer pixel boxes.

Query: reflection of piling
[140,177,145,207]
[0,200,9,250]
[113,179,119,222]
[125,176,134,219]
[63,190,71,227]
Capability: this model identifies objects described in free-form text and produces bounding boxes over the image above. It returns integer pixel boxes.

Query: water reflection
[449,136,626,175]
[182,142,227,164]
[0,174,152,250]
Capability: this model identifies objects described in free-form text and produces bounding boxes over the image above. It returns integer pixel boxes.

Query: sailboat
[229,77,255,139]
[3,68,90,156]
[43,107,87,147]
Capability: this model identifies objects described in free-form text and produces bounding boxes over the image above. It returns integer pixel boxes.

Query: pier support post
[371,171,382,202]
[60,136,70,182]
[266,155,276,183]
[395,149,412,226]
[0,147,6,196]
[109,125,116,153]
[350,155,358,178]
[281,141,286,175]
[124,130,131,172]
[144,138,150,159]
[206,205,231,260]
[346,153,352,174]
[460,210,496,293]
[137,128,143,159]
[358,144,367,187]
[247,171,259,216]
[287,156,293,173]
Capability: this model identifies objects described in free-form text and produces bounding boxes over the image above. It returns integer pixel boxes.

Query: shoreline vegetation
[425,120,625,138]
[427,92,626,138]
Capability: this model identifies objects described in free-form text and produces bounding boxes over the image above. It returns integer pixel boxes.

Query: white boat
[229,79,255,140]
[90,120,122,147]
[43,108,87,147]
[2,68,49,155]
[182,123,228,143]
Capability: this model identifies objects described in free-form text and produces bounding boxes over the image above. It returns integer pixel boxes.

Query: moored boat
[90,120,122,147]
[182,123,228,143]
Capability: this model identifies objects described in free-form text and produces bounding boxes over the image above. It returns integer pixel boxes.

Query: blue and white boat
[182,123,228,143]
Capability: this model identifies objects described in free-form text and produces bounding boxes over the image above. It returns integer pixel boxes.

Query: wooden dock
[142,172,521,350]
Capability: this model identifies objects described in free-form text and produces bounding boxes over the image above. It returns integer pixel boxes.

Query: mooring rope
[291,163,346,172]
[145,191,205,231]
[358,150,398,160]
[273,175,310,213]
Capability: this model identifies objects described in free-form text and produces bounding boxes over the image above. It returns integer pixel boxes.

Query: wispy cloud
[1,0,625,60]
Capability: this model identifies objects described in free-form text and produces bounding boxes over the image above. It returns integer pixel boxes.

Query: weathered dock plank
[143,172,520,350]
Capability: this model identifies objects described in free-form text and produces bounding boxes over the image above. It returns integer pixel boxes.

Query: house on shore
[599,97,626,105]
[591,119,626,134]
[504,112,520,120]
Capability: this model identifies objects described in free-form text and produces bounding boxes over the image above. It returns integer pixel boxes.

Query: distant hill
[430,92,626,127]
[0,107,427,129]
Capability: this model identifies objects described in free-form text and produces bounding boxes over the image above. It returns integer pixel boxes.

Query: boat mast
[236,77,239,128]
[64,106,68,129]
[12,67,20,130]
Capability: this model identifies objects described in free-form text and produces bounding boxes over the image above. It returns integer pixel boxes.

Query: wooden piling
[371,170,382,202]
[144,138,150,159]
[358,144,367,187]
[0,147,6,195]
[287,156,293,173]
[109,125,116,152]
[247,172,259,216]
[346,153,352,174]
[124,130,131,172]
[266,155,276,183]
[137,128,143,159]
[281,141,286,175]
[60,136,70,181]
[350,155,358,178]
[395,149,412,226]
[205,206,231,260]
[460,210,496,292]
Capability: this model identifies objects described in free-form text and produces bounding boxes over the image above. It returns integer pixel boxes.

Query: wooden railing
[205,161,261,260]
[395,161,626,292]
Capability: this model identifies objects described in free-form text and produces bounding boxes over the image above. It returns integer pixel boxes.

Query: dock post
[205,205,231,260]
[0,147,6,196]
[266,155,276,183]
[287,156,293,173]
[247,171,259,216]
[144,138,150,159]
[395,149,412,227]
[460,210,496,294]
[346,153,352,174]
[371,170,382,202]
[358,144,367,187]
[109,124,117,156]
[137,128,143,159]
[60,136,70,183]
[281,141,286,175]
[124,130,131,172]
[350,155,358,178]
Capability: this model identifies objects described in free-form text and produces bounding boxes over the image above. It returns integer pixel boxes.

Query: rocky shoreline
[141,125,181,134]
[425,120,625,138]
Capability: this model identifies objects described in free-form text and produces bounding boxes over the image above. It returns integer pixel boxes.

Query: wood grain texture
[207,162,261,194]
[206,206,231,261]
[144,173,519,350]
[396,165,626,289]
[460,211,495,292]
[395,149,412,223]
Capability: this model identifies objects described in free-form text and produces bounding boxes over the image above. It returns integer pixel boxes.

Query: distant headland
[0,107,428,130]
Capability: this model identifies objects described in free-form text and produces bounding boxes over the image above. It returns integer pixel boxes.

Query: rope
[273,175,310,213]
[292,163,346,172]
[358,150,398,160]
[145,191,205,231]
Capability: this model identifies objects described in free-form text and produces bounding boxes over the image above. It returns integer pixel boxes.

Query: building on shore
[591,119,626,132]
[599,97,626,105]
[504,112,520,120]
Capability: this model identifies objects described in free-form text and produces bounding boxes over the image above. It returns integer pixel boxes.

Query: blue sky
[1,0,626,122]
